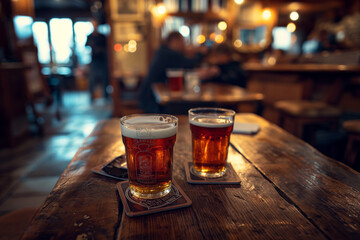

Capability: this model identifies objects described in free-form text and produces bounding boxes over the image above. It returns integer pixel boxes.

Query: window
[32,21,51,64]
[74,21,93,65]
[13,16,33,40]
[49,18,73,64]
[33,19,94,68]
[272,27,291,51]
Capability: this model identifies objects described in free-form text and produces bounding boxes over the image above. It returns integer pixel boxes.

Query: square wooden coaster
[117,181,192,217]
[184,162,241,184]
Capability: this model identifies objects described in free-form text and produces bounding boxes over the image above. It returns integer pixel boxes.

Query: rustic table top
[21,114,360,239]
[152,82,264,106]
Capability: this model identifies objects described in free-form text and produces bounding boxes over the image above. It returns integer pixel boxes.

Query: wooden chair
[343,119,360,167]
[112,74,144,117]
[20,45,61,134]
[275,78,344,142]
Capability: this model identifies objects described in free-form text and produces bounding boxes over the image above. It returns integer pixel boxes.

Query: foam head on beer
[189,116,233,128]
[166,69,184,78]
[121,118,177,139]
[189,108,235,178]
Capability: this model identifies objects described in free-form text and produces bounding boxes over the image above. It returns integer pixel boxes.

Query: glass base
[130,185,171,199]
[192,166,226,178]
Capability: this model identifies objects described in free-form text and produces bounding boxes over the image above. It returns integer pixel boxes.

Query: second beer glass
[189,108,235,178]
[166,69,184,94]
[120,114,178,199]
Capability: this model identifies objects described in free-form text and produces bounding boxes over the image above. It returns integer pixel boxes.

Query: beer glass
[120,114,178,199]
[166,69,184,94]
[189,108,235,178]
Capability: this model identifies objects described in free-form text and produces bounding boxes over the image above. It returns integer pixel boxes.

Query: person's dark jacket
[139,45,203,113]
[203,61,247,88]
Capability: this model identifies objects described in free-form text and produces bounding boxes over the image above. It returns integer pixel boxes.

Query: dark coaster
[91,155,128,180]
[117,181,192,217]
[184,162,241,184]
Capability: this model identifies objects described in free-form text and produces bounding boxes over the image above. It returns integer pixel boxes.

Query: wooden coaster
[117,181,192,217]
[184,162,241,184]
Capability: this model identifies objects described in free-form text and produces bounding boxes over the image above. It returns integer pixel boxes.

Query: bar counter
[243,63,360,123]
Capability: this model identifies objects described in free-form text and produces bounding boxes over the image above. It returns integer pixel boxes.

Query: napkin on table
[233,122,260,134]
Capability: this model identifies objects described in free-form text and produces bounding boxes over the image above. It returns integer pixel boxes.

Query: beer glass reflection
[120,114,178,199]
[189,108,235,178]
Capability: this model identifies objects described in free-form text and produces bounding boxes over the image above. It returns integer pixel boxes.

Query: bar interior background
[0,0,360,228]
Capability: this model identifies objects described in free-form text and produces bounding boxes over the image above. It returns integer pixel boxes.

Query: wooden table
[243,63,360,74]
[243,63,360,123]
[21,114,360,239]
[152,82,264,114]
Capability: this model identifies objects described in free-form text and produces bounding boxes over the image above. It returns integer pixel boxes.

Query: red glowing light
[114,43,122,52]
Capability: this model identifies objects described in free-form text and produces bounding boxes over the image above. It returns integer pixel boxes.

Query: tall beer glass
[189,108,235,178]
[120,114,178,199]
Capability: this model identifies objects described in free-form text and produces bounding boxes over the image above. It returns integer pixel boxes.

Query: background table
[21,114,360,239]
[152,83,264,114]
[243,63,360,123]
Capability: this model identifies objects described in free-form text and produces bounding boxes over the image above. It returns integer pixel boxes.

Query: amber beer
[167,69,184,94]
[189,108,235,178]
[120,114,178,199]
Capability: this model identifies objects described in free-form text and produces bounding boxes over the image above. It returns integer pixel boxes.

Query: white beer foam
[166,70,183,77]
[190,116,233,128]
[121,122,177,139]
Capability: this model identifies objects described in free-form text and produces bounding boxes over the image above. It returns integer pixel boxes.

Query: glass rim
[120,113,178,125]
[188,107,236,116]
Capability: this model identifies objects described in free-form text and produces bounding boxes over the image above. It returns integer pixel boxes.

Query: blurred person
[86,19,109,102]
[337,0,360,48]
[198,43,247,88]
[138,31,206,113]
[304,10,340,53]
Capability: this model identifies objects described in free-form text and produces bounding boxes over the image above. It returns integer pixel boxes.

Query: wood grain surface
[21,120,125,239]
[231,113,360,240]
[21,114,360,239]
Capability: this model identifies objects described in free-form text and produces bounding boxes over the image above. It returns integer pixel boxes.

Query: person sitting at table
[138,31,206,113]
[198,43,247,88]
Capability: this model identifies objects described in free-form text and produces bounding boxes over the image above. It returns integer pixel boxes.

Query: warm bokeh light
[124,44,129,52]
[290,11,299,21]
[218,21,227,31]
[128,40,137,48]
[128,46,137,53]
[151,3,167,18]
[128,40,137,53]
[196,34,206,44]
[180,25,190,37]
[157,4,166,15]
[267,56,277,65]
[262,9,271,20]
[234,39,243,48]
[210,32,216,40]
[234,0,244,5]
[287,22,296,32]
[114,43,122,52]
[214,35,224,43]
